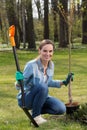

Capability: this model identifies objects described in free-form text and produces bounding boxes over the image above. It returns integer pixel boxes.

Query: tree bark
[26,0,36,49]
[82,0,87,44]
[44,0,49,39]
[34,0,42,20]
[5,0,22,48]
[59,0,69,48]
[52,11,58,42]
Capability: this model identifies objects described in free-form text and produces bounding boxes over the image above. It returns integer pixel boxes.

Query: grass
[0,46,87,130]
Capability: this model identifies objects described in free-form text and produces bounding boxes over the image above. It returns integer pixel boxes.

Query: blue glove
[15,71,24,81]
[63,73,74,86]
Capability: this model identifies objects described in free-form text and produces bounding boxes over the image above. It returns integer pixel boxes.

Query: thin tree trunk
[21,0,26,48]
[53,11,58,42]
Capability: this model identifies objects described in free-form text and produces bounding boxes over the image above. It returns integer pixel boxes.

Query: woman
[15,39,73,125]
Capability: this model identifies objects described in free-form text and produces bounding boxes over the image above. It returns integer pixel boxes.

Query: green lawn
[0,47,87,130]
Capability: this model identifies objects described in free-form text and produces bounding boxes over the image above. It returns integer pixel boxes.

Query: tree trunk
[59,0,69,48]
[26,0,36,49]
[34,0,42,20]
[53,11,58,42]
[21,0,26,48]
[5,0,22,48]
[82,0,87,44]
[0,14,2,30]
[44,0,49,39]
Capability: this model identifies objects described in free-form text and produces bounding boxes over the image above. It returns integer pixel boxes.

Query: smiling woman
[15,39,73,125]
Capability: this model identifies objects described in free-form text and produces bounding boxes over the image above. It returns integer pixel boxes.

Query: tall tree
[26,0,36,49]
[21,0,26,48]
[0,14,2,31]
[51,0,59,42]
[51,0,69,48]
[44,0,49,39]
[59,0,69,48]
[82,0,87,44]
[0,0,10,44]
[34,0,42,20]
[53,12,58,42]
[5,0,22,48]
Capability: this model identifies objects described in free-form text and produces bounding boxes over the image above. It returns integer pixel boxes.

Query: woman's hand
[62,73,74,86]
[15,71,24,81]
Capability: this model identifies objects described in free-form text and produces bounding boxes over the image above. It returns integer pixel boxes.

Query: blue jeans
[18,83,66,118]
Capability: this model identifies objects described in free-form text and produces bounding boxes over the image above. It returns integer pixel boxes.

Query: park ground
[0,44,87,130]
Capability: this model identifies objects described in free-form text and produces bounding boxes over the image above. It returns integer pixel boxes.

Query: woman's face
[39,44,53,62]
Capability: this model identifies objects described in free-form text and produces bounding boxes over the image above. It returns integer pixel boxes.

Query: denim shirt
[17,58,61,99]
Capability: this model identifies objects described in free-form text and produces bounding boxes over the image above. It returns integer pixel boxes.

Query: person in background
[15,39,74,125]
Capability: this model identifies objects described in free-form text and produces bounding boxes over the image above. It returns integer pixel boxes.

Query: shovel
[9,25,39,127]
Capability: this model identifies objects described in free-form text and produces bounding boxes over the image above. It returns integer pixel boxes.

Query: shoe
[34,115,47,125]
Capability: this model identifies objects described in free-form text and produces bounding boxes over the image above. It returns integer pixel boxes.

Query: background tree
[0,14,2,31]
[44,0,49,39]
[51,0,69,48]
[53,11,59,42]
[5,0,22,48]
[82,0,87,44]
[51,0,59,42]
[58,0,69,48]
[0,0,84,49]
[34,0,42,20]
[0,0,8,44]
[21,0,26,48]
[26,0,36,49]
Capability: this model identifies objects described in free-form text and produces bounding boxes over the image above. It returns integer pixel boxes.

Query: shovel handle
[8,25,39,127]
[9,25,25,106]
[9,25,16,47]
